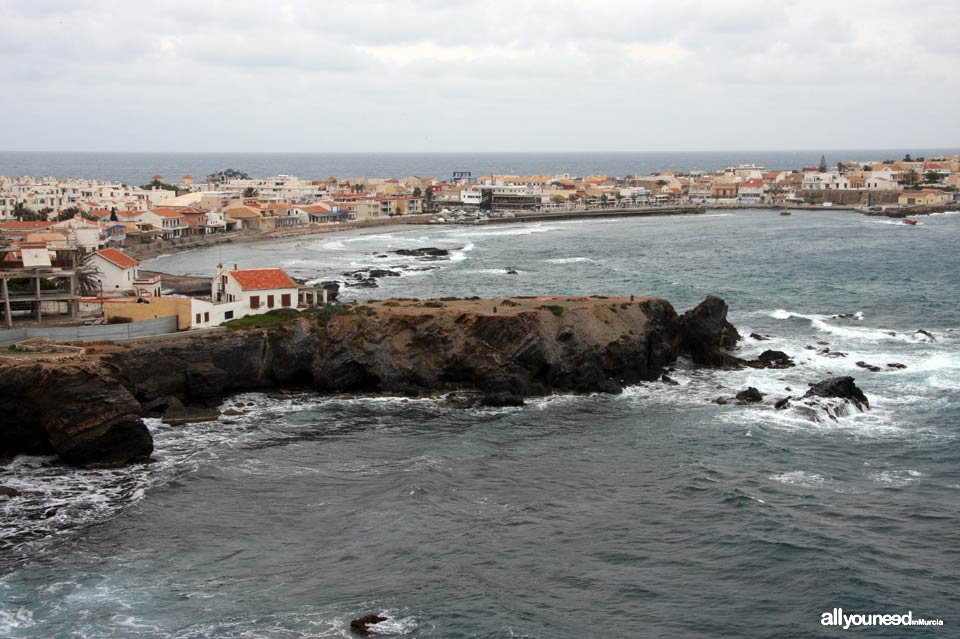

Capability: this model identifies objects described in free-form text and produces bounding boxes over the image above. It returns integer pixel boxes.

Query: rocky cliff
[0,294,740,466]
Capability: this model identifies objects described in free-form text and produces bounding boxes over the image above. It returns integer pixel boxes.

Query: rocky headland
[0,294,868,467]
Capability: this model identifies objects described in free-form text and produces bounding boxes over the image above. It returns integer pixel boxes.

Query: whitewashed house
[90,248,140,296]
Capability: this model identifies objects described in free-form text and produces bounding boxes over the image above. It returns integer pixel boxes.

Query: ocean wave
[448,225,562,238]
[543,257,597,264]
[770,471,827,488]
[870,469,924,488]
[449,242,475,263]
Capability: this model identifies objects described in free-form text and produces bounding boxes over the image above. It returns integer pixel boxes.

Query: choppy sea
[2,208,959,638]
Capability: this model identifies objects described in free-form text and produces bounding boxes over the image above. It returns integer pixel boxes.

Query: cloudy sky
[1,0,957,152]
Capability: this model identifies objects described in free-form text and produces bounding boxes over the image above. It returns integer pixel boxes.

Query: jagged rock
[480,392,525,407]
[855,361,883,372]
[661,374,679,385]
[747,350,795,369]
[0,486,21,498]
[0,295,735,465]
[367,269,401,278]
[0,361,152,466]
[715,397,729,405]
[913,329,936,343]
[804,377,869,410]
[678,295,742,367]
[162,396,219,426]
[350,614,388,636]
[887,363,907,369]
[735,387,763,403]
[505,268,519,275]
[749,332,769,341]
[774,396,792,410]
[392,247,450,257]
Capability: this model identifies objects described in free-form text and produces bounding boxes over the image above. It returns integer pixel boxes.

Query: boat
[903,219,917,225]
[779,210,791,216]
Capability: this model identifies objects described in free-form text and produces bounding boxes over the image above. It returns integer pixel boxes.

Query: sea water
[2,209,959,637]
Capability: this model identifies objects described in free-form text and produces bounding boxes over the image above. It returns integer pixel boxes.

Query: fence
[0,315,178,347]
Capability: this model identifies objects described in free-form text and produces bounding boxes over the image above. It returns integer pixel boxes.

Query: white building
[802,172,851,190]
[90,248,140,296]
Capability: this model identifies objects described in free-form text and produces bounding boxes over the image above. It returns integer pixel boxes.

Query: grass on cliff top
[223,304,375,331]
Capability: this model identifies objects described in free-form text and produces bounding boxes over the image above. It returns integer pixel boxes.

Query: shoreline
[130,201,955,265]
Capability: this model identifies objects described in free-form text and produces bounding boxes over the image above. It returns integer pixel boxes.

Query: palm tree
[57,251,102,295]
[242,187,258,198]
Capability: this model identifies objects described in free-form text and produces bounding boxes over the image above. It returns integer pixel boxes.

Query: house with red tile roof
[209,266,299,320]
[90,248,142,296]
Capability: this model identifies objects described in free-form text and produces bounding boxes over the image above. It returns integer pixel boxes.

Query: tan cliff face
[0,295,740,466]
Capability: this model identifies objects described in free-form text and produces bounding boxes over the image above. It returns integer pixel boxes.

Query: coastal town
[1,154,958,337]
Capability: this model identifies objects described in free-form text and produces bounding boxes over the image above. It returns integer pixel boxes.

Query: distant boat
[779,210,792,216]
[903,219,917,225]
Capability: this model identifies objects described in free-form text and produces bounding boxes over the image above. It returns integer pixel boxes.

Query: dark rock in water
[913,329,937,343]
[392,247,450,257]
[715,397,729,405]
[774,396,792,410]
[373,253,388,258]
[747,350,795,369]
[678,295,742,367]
[505,268,519,275]
[367,269,401,278]
[596,379,624,394]
[816,340,829,346]
[481,392,525,407]
[804,377,869,410]
[735,387,763,403]
[887,363,907,369]
[855,361,883,372]
[661,374,680,386]
[805,345,816,350]
[162,396,219,426]
[749,332,769,341]
[350,614,388,636]
[346,277,379,288]
[822,350,847,358]
[0,485,21,498]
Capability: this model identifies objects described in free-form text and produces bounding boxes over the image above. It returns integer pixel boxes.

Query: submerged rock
[855,361,883,372]
[804,376,869,410]
[746,350,795,369]
[350,614,388,636]
[735,387,764,403]
[392,247,450,257]
[480,392,525,407]
[0,486,21,498]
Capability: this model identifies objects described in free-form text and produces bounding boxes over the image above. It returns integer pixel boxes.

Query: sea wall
[0,295,739,465]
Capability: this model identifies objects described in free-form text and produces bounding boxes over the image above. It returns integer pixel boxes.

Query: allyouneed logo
[822,608,944,630]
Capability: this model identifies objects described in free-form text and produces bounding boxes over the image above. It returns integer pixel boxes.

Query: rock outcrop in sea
[0,294,748,466]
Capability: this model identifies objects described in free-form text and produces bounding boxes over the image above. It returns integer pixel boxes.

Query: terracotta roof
[228,268,297,291]
[151,207,184,219]
[96,248,139,269]
[0,221,55,230]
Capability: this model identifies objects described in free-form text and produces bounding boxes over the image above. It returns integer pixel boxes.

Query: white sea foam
[543,257,597,264]
[448,225,562,238]
[449,242,475,263]
[0,607,36,634]
[870,469,924,487]
[770,471,827,488]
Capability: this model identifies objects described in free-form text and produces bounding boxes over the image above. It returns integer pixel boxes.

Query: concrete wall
[104,297,193,330]
[0,315,178,346]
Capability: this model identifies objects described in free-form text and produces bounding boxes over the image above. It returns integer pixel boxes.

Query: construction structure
[1,238,81,329]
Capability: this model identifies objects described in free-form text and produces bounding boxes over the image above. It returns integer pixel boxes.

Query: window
[281,293,291,307]
[250,295,260,309]
[196,313,201,324]
[224,311,234,320]
[204,312,209,322]
[267,295,275,308]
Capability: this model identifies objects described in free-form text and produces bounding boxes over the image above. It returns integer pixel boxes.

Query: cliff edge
[0,294,740,465]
